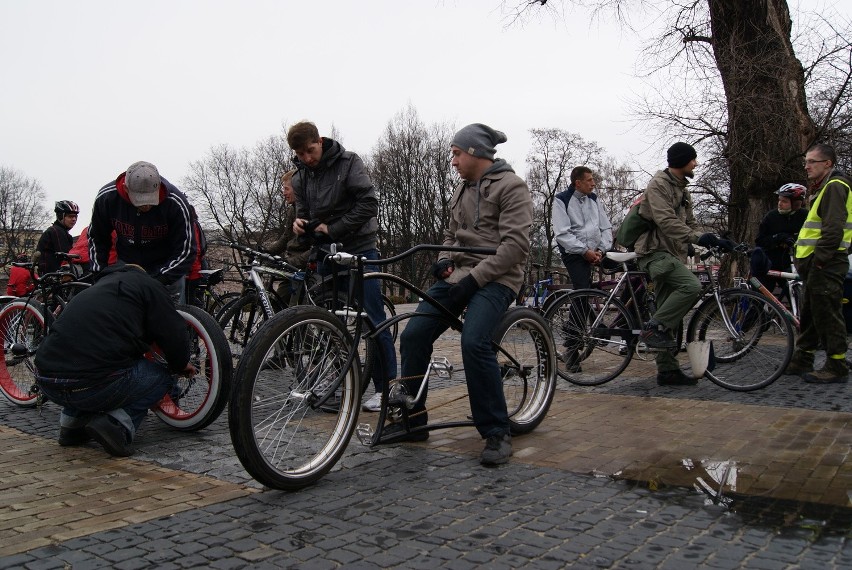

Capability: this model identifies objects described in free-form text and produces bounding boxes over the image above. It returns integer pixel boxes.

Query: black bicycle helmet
[54,200,80,217]
[775,183,806,201]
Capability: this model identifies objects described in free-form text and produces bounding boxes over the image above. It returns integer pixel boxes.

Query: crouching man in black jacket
[34,263,195,457]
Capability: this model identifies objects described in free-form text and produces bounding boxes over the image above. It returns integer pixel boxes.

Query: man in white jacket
[552,166,613,289]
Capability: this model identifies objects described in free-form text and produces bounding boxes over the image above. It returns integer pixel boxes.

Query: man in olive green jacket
[785,143,852,384]
[635,142,734,385]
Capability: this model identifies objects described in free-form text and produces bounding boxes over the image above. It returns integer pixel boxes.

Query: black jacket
[35,220,73,274]
[34,263,189,380]
[292,138,379,253]
[755,208,808,271]
[89,172,196,285]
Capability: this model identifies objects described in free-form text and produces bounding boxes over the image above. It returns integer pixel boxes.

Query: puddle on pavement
[610,458,852,540]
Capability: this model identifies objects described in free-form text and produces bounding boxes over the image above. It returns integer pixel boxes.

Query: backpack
[615,196,654,251]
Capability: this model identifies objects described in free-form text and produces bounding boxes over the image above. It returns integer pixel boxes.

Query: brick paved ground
[1,305,850,568]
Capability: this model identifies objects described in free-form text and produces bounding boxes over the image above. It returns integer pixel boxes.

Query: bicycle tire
[686,288,794,391]
[381,293,398,343]
[152,305,233,431]
[543,289,635,386]
[218,293,283,362]
[493,307,556,434]
[228,306,362,490]
[207,290,241,319]
[0,300,47,407]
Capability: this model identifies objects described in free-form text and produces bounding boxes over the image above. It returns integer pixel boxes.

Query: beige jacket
[440,160,532,293]
[635,169,702,262]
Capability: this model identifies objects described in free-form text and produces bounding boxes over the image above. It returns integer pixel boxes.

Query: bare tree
[506,0,852,246]
[365,105,457,298]
[0,167,49,263]
[183,135,292,248]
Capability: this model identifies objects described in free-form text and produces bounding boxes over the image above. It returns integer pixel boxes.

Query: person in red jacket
[6,254,35,296]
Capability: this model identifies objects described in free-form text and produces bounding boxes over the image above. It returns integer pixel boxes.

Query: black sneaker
[480,433,512,466]
[58,427,91,447]
[640,323,676,349]
[656,369,698,386]
[85,414,134,457]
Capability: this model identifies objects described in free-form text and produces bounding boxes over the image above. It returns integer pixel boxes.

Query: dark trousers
[796,253,849,360]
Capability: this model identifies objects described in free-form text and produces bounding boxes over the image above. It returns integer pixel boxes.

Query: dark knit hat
[451,123,508,160]
[667,142,697,168]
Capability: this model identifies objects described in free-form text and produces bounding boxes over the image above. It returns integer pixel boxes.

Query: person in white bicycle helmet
[754,183,808,296]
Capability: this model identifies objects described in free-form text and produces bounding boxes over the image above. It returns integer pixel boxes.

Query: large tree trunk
[708,0,816,244]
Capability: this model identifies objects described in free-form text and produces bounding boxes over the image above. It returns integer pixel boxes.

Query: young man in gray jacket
[395,123,533,466]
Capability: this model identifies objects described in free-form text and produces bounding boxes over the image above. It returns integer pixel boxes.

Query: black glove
[431,259,454,280]
[717,239,737,252]
[687,243,696,257]
[697,233,720,248]
[448,275,479,307]
[772,232,794,247]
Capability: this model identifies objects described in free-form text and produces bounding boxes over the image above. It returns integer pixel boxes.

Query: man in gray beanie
[392,123,533,466]
[634,142,735,385]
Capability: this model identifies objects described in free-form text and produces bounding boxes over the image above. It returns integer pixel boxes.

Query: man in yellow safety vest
[785,143,852,383]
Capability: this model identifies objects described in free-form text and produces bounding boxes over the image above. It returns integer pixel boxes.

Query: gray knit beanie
[451,123,508,160]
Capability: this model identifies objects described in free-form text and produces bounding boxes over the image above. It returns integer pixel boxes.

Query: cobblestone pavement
[1,309,851,569]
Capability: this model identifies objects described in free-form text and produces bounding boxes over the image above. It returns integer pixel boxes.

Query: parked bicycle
[227,244,557,490]
[516,262,571,313]
[544,245,795,391]
[0,258,232,430]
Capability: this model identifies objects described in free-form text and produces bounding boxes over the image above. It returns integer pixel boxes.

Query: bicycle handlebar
[330,244,498,267]
[226,242,301,273]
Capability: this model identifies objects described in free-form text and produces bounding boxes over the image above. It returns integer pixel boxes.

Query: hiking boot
[804,358,849,384]
[480,433,512,466]
[640,322,676,349]
[381,412,429,442]
[558,349,582,373]
[656,369,698,386]
[58,427,91,447]
[85,414,134,457]
[784,350,815,376]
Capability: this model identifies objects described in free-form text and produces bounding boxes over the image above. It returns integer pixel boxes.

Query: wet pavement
[1,312,851,568]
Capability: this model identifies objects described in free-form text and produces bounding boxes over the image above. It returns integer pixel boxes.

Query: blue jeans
[318,248,397,391]
[36,359,176,441]
[400,280,515,438]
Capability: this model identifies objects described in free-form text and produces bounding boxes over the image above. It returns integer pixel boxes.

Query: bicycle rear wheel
[152,305,232,431]
[494,308,556,434]
[544,290,635,386]
[228,306,362,490]
[0,300,46,407]
[686,289,794,391]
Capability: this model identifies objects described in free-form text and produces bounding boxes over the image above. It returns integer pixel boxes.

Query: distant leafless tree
[365,105,457,299]
[0,167,49,263]
[183,135,292,249]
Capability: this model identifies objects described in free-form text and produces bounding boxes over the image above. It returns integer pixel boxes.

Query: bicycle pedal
[429,357,453,379]
[356,423,374,446]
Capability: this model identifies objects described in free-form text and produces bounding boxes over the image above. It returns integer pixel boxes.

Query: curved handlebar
[226,242,300,272]
[698,241,750,261]
[331,244,498,267]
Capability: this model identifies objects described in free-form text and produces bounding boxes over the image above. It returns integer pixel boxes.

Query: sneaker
[58,426,91,447]
[803,359,849,384]
[480,433,512,466]
[640,322,676,349]
[85,414,134,457]
[558,350,582,373]
[362,392,383,412]
[381,413,429,442]
[656,369,698,386]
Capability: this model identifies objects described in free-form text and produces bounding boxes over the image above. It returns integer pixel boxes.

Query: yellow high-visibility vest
[795,176,852,259]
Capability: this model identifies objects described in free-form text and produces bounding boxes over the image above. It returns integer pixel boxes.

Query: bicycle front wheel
[0,300,47,406]
[153,305,233,431]
[544,290,635,386]
[494,308,556,434]
[218,293,282,362]
[686,289,794,391]
[228,306,362,490]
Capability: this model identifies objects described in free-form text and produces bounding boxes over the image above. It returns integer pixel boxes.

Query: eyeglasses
[803,159,829,166]
[65,214,78,218]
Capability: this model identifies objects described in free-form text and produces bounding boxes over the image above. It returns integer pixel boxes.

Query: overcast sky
[1,0,660,230]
